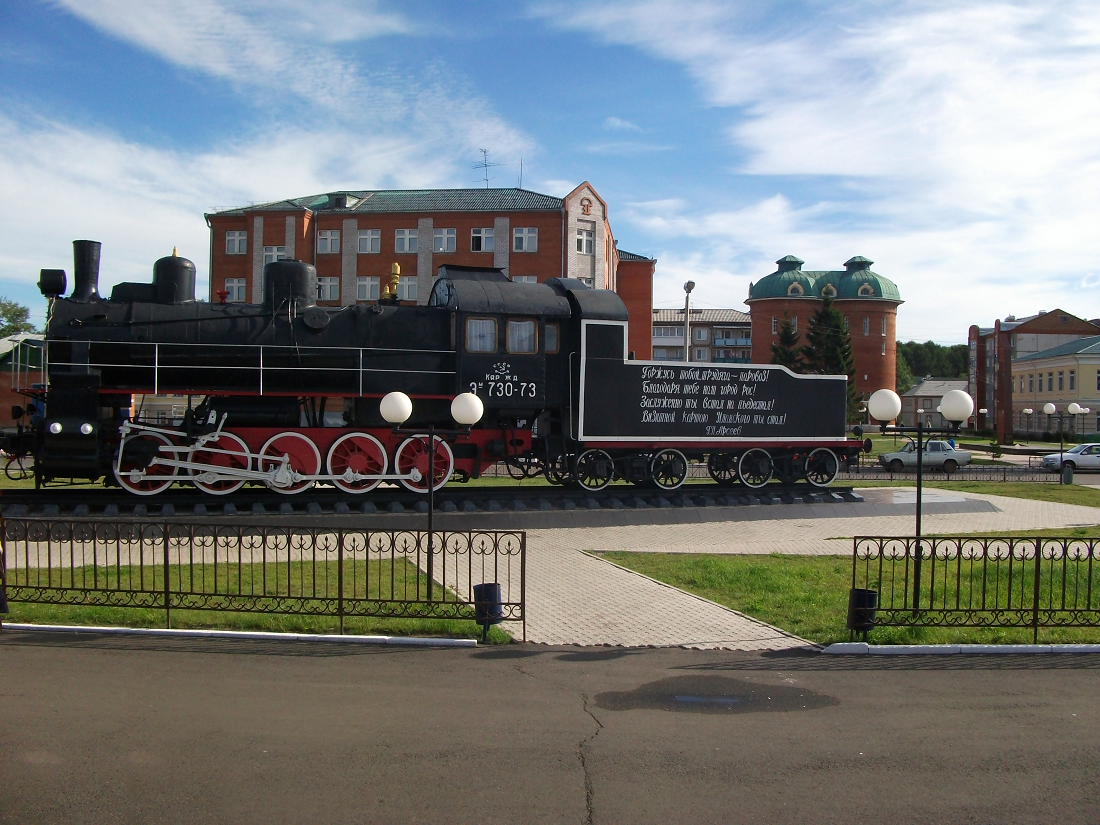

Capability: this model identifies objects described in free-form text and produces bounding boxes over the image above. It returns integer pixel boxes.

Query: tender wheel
[889,459,904,473]
[327,432,388,494]
[943,458,958,473]
[188,432,251,495]
[707,452,737,485]
[575,449,614,492]
[395,436,454,493]
[650,449,688,491]
[115,432,178,496]
[258,432,321,495]
[804,447,840,488]
[737,448,773,489]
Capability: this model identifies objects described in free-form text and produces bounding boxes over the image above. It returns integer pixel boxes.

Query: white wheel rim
[577,449,613,491]
[804,448,839,488]
[258,432,321,494]
[326,432,389,494]
[651,449,688,491]
[396,436,453,492]
[115,432,177,496]
[738,449,772,489]
[188,432,251,495]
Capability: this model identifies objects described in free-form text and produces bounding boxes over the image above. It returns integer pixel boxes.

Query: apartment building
[651,309,751,363]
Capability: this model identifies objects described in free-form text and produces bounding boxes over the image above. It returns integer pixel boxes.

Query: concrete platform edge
[823,642,1100,655]
[0,623,478,647]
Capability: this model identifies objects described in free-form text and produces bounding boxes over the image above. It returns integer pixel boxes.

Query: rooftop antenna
[473,149,502,188]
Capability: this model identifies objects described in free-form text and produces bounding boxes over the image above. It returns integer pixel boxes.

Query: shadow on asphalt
[675,648,1100,671]
[595,674,838,714]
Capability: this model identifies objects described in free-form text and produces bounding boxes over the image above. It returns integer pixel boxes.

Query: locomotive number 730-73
[470,381,537,398]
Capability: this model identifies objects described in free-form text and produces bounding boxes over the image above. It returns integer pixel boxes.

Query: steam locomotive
[6,240,863,496]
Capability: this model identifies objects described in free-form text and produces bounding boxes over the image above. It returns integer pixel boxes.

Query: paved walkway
[505,488,1100,649]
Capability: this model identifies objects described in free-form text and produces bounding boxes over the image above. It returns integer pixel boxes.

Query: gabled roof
[207,188,564,217]
[1015,335,1100,362]
[903,379,968,397]
[653,308,749,324]
[617,249,654,262]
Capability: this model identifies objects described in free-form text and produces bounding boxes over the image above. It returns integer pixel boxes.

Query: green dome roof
[747,255,902,302]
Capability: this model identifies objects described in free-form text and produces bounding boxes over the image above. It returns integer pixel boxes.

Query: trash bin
[1062,463,1074,485]
[846,588,878,632]
[472,582,503,640]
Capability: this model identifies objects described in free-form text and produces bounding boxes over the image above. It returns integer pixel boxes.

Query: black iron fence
[842,465,1055,482]
[852,536,1100,641]
[0,518,525,640]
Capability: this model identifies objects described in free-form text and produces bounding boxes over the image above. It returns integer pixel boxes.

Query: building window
[545,323,560,354]
[317,277,339,301]
[1058,371,1065,391]
[358,229,380,254]
[225,230,247,255]
[512,275,537,284]
[653,326,684,338]
[1048,372,1054,391]
[1070,370,1076,390]
[695,328,708,342]
[357,276,379,301]
[466,318,497,353]
[224,278,246,303]
[791,317,798,333]
[513,227,537,252]
[433,228,456,253]
[844,316,850,331]
[694,347,708,361]
[576,228,594,255]
[862,317,869,336]
[787,283,803,296]
[822,285,837,298]
[858,284,875,296]
[507,319,537,354]
[317,230,340,254]
[1029,374,1034,392]
[881,341,886,356]
[397,277,417,302]
[771,317,778,335]
[263,246,287,265]
[471,228,494,252]
[881,317,887,336]
[395,229,417,254]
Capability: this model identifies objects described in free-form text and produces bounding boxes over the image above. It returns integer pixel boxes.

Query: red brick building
[204,184,654,342]
[746,255,902,400]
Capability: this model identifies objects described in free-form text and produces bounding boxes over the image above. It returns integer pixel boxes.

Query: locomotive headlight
[49,421,63,434]
[80,422,94,435]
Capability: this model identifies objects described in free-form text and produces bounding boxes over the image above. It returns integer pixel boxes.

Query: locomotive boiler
[10,240,864,496]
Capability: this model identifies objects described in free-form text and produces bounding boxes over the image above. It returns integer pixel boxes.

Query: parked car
[879,440,972,473]
[1040,443,1100,472]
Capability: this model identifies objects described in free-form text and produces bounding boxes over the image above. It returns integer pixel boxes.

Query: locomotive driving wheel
[575,449,614,492]
[650,449,688,491]
[326,432,388,494]
[545,453,571,485]
[395,435,454,493]
[804,447,840,488]
[258,432,321,495]
[737,448,773,489]
[706,452,738,485]
[115,431,178,496]
[188,432,251,495]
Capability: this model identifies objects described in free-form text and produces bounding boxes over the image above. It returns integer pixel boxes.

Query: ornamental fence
[851,536,1100,641]
[0,518,525,640]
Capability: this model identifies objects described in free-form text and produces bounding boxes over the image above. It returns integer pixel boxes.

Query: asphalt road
[2,632,1099,824]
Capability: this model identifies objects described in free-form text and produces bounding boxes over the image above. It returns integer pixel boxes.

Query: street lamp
[1022,408,1033,444]
[1043,402,1062,482]
[683,280,695,363]
[868,387,974,611]
[380,390,484,600]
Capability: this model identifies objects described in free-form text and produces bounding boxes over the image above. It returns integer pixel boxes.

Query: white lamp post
[683,280,695,363]
[1022,408,1034,443]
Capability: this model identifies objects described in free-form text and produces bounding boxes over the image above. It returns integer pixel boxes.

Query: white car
[879,440,972,473]
[1040,443,1100,472]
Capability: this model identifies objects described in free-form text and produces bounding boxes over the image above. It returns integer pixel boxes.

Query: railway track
[0,481,861,520]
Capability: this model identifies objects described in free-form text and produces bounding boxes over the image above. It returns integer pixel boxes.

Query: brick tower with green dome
[746,255,903,400]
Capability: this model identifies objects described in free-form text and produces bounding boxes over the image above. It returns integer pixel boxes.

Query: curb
[0,623,478,647]
[823,642,1100,655]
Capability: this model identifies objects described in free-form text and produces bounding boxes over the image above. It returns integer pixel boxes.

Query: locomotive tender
[12,240,863,496]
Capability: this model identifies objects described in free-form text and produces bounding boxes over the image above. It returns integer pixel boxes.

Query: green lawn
[852,479,1100,508]
[598,551,1100,646]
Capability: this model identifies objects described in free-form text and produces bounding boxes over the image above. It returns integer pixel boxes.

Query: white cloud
[604,116,641,132]
[543,1,1100,341]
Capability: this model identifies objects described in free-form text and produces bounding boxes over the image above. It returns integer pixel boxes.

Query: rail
[852,535,1100,641]
[0,518,525,639]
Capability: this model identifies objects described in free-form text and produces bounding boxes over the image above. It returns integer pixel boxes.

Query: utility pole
[683,281,695,363]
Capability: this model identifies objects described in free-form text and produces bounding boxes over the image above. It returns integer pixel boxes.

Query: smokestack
[71,240,101,302]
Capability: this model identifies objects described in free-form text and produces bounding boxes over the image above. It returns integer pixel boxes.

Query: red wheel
[115,431,178,496]
[188,432,251,495]
[258,432,321,495]
[395,436,453,493]
[326,432,388,494]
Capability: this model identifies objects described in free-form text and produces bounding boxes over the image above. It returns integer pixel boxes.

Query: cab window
[466,318,497,353]
[545,323,560,354]
[507,319,537,354]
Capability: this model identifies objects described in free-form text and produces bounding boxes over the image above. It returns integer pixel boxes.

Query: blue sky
[2,1,1099,343]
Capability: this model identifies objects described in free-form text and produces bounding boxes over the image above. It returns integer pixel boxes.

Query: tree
[896,340,967,379]
[0,297,36,338]
[770,319,804,372]
[802,296,860,420]
[896,350,915,394]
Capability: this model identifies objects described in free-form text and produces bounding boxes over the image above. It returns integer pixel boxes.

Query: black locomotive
[7,240,863,496]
